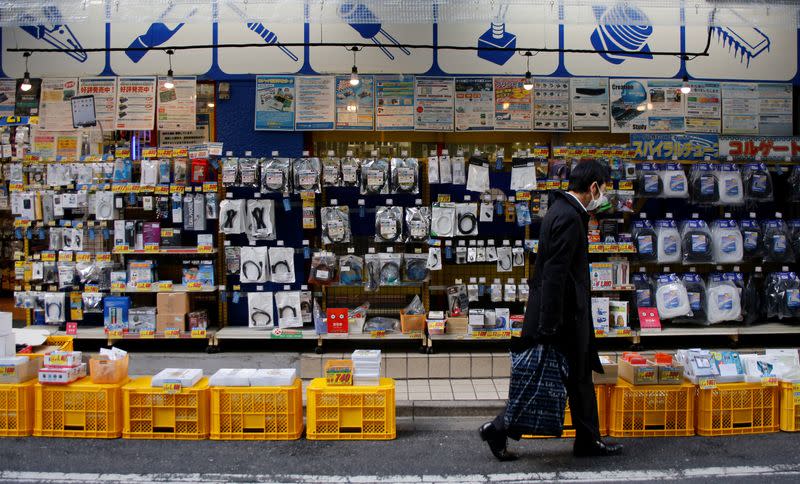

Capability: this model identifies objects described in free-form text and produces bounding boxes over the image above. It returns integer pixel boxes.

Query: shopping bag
[503,344,569,438]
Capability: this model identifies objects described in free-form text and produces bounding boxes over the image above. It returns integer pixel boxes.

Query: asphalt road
[1,422,800,483]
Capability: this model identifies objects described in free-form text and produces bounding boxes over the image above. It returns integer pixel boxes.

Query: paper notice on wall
[646,79,685,133]
[335,75,374,130]
[295,76,335,130]
[570,78,609,132]
[610,78,648,133]
[758,83,792,136]
[414,77,454,131]
[157,76,196,132]
[533,77,570,132]
[685,81,721,134]
[0,79,16,116]
[31,128,82,160]
[721,82,758,135]
[375,75,414,130]
[116,77,156,131]
[455,78,494,131]
[78,77,118,128]
[493,77,532,131]
[31,129,56,158]
[254,75,295,131]
[39,78,78,131]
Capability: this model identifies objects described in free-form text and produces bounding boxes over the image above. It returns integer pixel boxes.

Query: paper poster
[78,77,118,128]
[115,77,156,131]
[758,83,792,136]
[721,83,759,135]
[56,135,79,159]
[375,75,414,130]
[39,78,78,131]
[156,76,196,132]
[31,129,82,160]
[335,75,374,130]
[493,77,531,131]
[646,79,685,133]
[570,78,609,132]
[0,79,16,115]
[455,78,494,131]
[533,77,569,132]
[610,79,648,133]
[685,81,721,134]
[253,76,295,131]
[31,130,56,158]
[295,76,335,130]
[414,77,454,131]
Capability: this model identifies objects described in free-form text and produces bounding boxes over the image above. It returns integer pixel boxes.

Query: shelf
[63,326,213,340]
[110,285,218,294]
[640,326,741,337]
[592,285,636,292]
[737,323,800,335]
[214,327,424,341]
[112,248,217,255]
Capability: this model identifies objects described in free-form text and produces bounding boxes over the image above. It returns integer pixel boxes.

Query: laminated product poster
[254,75,295,131]
[455,77,494,131]
[39,78,78,131]
[295,76,335,130]
[570,77,609,131]
[414,77,454,131]
[115,77,156,131]
[375,75,414,131]
[335,75,374,130]
[157,76,197,132]
[758,83,792,136]
[493,77,532,131]
[14,78,41,116]
[685,81,721,134]
[721,82,758,135]
[646,79,685,133]
[78,77,118,129]
[0,79,16,116]
[533,77,570,132]
[31,128,81,160]
[610,78,648,133]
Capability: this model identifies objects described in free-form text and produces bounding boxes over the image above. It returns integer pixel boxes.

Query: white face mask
[585,182,608,212]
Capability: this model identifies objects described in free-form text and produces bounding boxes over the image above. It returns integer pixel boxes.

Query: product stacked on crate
[7,149,220,340]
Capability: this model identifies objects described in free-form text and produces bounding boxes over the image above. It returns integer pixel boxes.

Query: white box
[250,368,297,386]
[0,312,11,334]
[151,368,203,387]
[38,363,87,385]
[44,351,83,368]
[209,368,256,387]
[0,333,14,357]
[591,297,610,333]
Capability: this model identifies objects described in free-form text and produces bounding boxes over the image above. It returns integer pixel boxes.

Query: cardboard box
[592,362,619,385]
[619,358,658,385]
[157,313,185,333]
[652,361,684,385]
[157,292,190,314]
[0,357,41,383]
[446,316,468,334]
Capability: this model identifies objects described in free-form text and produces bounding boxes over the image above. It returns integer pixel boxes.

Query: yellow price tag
[163,382,182,394]
[113,245,130,253]
[191,329,207,339]
[202,182,218,193]
[108,329,123,339]
[139,330,155,339]
[135,282,152,291]
[142,148,158,158]
[144,244,160,253]
[116,148,131,158]
[157,148,174,158]
[187,282,203,291]
[174,148,189,157]
[616,328,633,336]
[75,252,92,262]
[437,194,451,203]
[793,383,800,406]
[158,282,174,291]
[42,251,57,262]
[0,366,16,376]
[84,285,100,293]
[111,282,126,291]
[164,329,181,338]
[154,185,170,195]
[170,185,186,194]
[698,377,717,390]
[48,354,68,365]
[96,253,112,262]
[594,329,607,338]
[197,245,213,253]
[761,376,779,387]
[370,330,386,338]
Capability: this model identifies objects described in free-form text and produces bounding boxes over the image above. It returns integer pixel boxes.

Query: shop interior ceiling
[0,1,798,28]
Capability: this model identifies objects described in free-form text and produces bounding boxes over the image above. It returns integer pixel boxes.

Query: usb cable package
[240,246,269,283]
[248,292,274,329]
[268,247,295,284]
[655,273,692,320]
[711,219,743,264]
[246,199,276,240]
[275,291,303,328]
[655,219,681,264]
[220,199,246,234]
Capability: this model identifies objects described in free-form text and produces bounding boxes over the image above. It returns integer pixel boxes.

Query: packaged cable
[322,156,341,187]
[308,252,337,285]
[245,199,276,239]
[225,246,241,274]
[247,292,274,329]
[390,157,419,194]
[221,158,239,187]
[655,273,692,320]
[466,155,491,193]
[742,270,765,326]
[94,191,115,221]
[789,166,800,201]
[240,246,269,283]
[455,203,479,237]
[44,292,66,324]
[660,163,689,199]
[431,203,456,238]
[739,219,763,260]
[219,199,246,234]
[378,253,403,286]
[678,273,707,324]
[766,272,800,320]
[711,219,744,264]
[788,219,800,257]
[338,255,364,286]
[716,164,744,205]
[632,219,657,262]
[510,157,538,192]
[680,219,714,264]
[638,162,662,197]
[260,157,292,194]
[706,273,742,324]
[743,163,773,202]
[320,206,351,244]
[293,157,322,193]
[140,159,159,186]
[340,155,360,187]
[655,219,681,264]
[375,206,404,243]
[689,163,718,204]
[762,219,794,263]
[238,158,259,188]
[496,246,513,273]
[57,262,77,290]
[268,247,295,284]
[403,253,430,283]
[275,291,303,328]
[364,253,381,292]
[405,207,431,243]
[361,158,390,195]
[82,292,103,314]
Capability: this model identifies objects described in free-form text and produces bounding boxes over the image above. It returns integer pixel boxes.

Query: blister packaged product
[44,292,66,324]
[466,156,490,193]
[655,219,681,264]
[632,273,654,327]
[740,219,763,260]
[403,253,430,283]
[268,247,295,284]
[205,192,218,219]
[275,291,303,328]
[246,199,276,239]
[743,163,773,202]
[496,246,513,273]
[510,158,538,191]
[225,246,241,274]
[766,272,800,320]
[447,284,469,317]
[375,206,404,243]
[515,202,533,227]
[112,159,132,183]
[404,207,431,243]
[340,156,360,187]
[512,247,526,267]
[238,158,259,187]
[427,154,440,184]
[321,206,351,244]
[82,292,103,314]
[322,156,341,186]
[632,220,657,262]
[452,155,467,185]
[679,273,707,324]
[680,219,713,264]
[762,219,794,263]
[364,253,381,292]
[361,158,390,195]
[455,203,479,236]
[293,157,321,193]
[439,155,452,184]
[94,191,115,220]
[221,158,239,187]
[140,159,159,185]
[173,158,188,185]
[427,247,443,271]
[240,246,269,283]
[76,261,100,285]
[717,164,744,205]
[391,157,419,194]
[638,163,662,197]
[707,275,742,324]
[660,163,689,199]
[431,203,456,238]
[655,273,692,320]
[300,291,313,324]
[261,157,292,194]
[378,253,403,286]
[308,252,337,285]
[248,292,274,329]
[338,255,364,286]
[158,159,172,184]
[711,219,744,264]
[58,262,77,290]
[219,199,246,234]
[518,281,530,302]
[687,163,717,204]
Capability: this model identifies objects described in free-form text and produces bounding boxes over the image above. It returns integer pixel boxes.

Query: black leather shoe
[479,422,519,462]
[573,439,623,457]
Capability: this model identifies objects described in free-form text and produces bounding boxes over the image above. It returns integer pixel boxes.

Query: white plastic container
[151,368,203,387]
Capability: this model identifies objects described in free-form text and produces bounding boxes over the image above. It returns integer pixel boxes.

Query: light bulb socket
[20,72,32,92]
[523,71,533,90]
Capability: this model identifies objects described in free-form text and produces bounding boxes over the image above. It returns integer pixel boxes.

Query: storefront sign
[631,134,719,160]
[719,136,800,160]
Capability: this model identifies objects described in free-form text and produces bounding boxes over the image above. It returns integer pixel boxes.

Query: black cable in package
[240,246,269,283]
[293,157,321,193]
[221,158,239,187]
[308,252,337,285]
[765,271,800,320]
[220,199,246,234]
[680,219,714,263]
[375,206,403,243]
[789,219,800,258]
[638,162,662,197]
[632,219,657,262]
[743,162,773,202]
[405,207,431,243]
[361,158,390,195]
[82,292,103,314]
[742,270,765,326]
[338,255,364,286]
[246,199,276,239]
[390,157,419,194]
[690,163,719,204]
[660,163,689,199]
[789,166,800,201]
[260,157,292,194]
[364,253,381,292]
[455,203,479,237]
[403,253,430,283]
[320,206,351,244]
[762,219,794,263]
[677,273,707,324]
[238,158,259,188]
[268,247,295,284]
[378,253,402,286]
[632,273,653,328]
[740,218,763,260]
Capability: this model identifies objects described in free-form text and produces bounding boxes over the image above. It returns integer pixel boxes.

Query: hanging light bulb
[349,47,360,87]
[163,49,175,90]
[680,75,691,95]
[522,51,534,91]
[20,52,32,92]
[207,102,215,108]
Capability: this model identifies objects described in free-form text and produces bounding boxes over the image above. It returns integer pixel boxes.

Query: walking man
[480,160,623,460]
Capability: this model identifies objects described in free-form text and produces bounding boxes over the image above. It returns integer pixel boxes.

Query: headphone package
[632,220,657,261]
[390,157,419,194]
[404,207,431,243]
[261,157,292,194]
[743,163,773,201]
[689,163,718,204]
[275,291,303,328]
[361,158,390,195]
[378,253,403,286]
[247,292,274,329]
[707,274,743,324]
[308,252,337,285]
[655,273,692,320]
[375,206,404,243]
[638,163,662,197]
[681,219,713,264]
[510,158,538,192]
[220,199,246,234]
[268,247,295,284]
[455,203,479,237]
[717,164,744,205]
[293,157,322,194]
[660,163,689,198]
[221,158,239,187]
[246,199,276,239]
[340,156,360,187]
[655,219,681,264]
[240,246,269,283]
[711,219,744,263]
[321,206,351,244]
[431,203,456,238]
[403,253,430,283]
[338,255,364,286]
[766,272,800,320]
[762,219,794,263]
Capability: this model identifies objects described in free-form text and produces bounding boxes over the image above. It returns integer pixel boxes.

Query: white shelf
[738,323,800,335]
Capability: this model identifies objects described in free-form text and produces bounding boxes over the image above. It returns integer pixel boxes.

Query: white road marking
[3,465,800,483]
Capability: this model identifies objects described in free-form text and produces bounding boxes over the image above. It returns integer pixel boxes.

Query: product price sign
[698,377,717,390]
[186,282,204,291]
[370,330,386,338]
[761,376,779,387]
[48,354,69,365]
[111,282,126,292]
[163,382,182,394]
[594,329,607,338]
[191,329,207,339]
[326,370,353,386]
[197,245,213,254]
[793,384,800,405]
[139,330,155,339]
[164,328,181,338]
[142,148,158,158]
[107,329,123,339]
[66,322,78,336]
[0,366,16,376]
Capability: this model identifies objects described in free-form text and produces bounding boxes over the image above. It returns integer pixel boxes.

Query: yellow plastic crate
[210,379,303,440]
[779,381,800,432]
[122,376,210,440]
[609,380,695,438]
[523,385,608,438]
[697,382,779,436]
[306,377,395,440]
[34,377,127,438]
[20,335,74,359]
[0,380,36,437]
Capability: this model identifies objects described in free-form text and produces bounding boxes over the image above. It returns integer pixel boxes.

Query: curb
[397,400,505,418]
